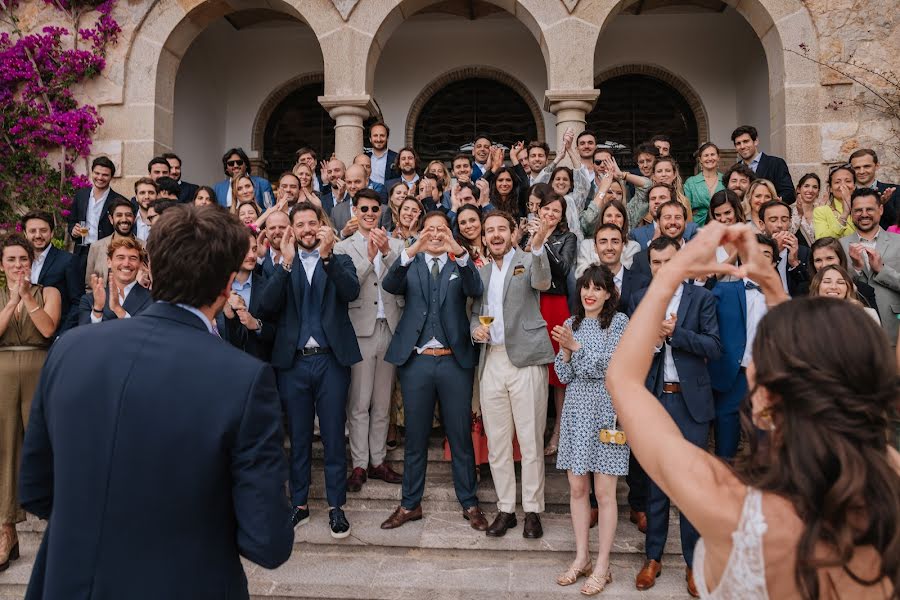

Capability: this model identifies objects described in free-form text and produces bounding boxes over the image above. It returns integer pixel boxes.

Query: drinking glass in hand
[77,221,89,245]
[477,304,494,343]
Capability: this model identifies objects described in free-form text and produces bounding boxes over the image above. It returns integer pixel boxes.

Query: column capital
[543,89,600,114]
[317,94,378,120]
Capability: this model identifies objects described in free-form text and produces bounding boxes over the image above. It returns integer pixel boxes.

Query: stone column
[544,89,601,149]
[318,95,377,165]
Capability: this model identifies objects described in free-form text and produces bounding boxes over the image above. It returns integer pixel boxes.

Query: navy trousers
[398,353,477,510]
[645,391,709,567]
[277,352,350,509]
[713,368,747,460]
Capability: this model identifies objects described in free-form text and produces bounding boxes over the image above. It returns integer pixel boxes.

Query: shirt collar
[749,152,762,165]
[232,273,253,291]
[91,187,110,203]
[33,246,51,265]
[174,303,214,334]
[614,265,624,281]
[425,252,448,266]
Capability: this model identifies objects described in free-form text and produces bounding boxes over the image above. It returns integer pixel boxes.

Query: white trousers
[346,320,395,469]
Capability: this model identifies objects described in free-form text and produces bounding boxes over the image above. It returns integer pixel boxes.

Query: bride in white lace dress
[608,222,900,599]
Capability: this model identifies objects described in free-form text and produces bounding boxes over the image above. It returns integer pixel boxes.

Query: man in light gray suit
[471,210,555,539]
[333,164,369,239]
[840,187,900,345]
[334,189,405,491]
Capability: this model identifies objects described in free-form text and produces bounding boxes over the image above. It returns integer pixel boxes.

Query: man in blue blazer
[378,211,488,531]
[630,236,721,594]
[366,122,399,186]
[213,147,274,209]
[257,201,361,538]
[630,200,697,280]
[630,184,698,251]
[731,125,795,204]
[19,205,293,600]
[21,210,81,332]
[217,231,273,362]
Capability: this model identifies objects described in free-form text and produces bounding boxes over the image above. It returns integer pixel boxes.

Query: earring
[752,407,776,432]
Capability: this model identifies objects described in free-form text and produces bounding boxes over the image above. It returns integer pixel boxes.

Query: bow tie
[300,250,320,260]
[744,281,760,291]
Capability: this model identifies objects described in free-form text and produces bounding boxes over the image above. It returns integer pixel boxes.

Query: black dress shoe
[523,512,543,539]
[292,506,310,527]
[485,511,517,537]
[329,507,351,539]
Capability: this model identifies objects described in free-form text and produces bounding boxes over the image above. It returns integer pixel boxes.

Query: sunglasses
[594,159,605,165]
[358,205,381,213]
[227,160,244,167]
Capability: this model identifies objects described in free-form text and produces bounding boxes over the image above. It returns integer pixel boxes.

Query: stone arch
[594,64,710,146]
[251,73,326,154]
[404,66,546,148]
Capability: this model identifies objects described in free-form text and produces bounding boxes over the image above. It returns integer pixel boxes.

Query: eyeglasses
[593,159,605,165]
[358,205,380,213]
[227,160,244,167]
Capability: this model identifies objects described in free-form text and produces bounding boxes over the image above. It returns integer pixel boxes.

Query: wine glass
[477,304,494,344]
[77,221,89,246]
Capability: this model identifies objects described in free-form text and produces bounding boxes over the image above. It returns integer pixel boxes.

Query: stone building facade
[12,0,900,190]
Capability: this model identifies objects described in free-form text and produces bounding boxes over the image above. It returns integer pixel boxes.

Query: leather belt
[420,348,452,357]
[299,346,330,357]
[662,382,681,393]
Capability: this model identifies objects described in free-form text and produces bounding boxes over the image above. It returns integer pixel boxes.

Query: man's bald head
[353,153,372,179]
[327,158,346,186]
[345,164,367,198]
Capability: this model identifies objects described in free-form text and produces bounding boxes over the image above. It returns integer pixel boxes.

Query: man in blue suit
[217,230,273,362]
[630,200,698,280]
[630,236,721,596]
[257,201,361,538]
[708,235,777,460]
[731,125,795,204]
[19,205,293,599]
[378,211,488,532]
[213,147,274,209]
[366,122,399,187]
[630,184,698,251]
[21,210,81,332]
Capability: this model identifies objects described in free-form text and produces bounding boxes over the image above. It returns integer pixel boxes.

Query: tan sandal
[556,560,592,586]
[580,570,612,596]
[544,432,559,456]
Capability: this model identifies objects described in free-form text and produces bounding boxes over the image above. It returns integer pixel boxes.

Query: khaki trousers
[346,320,396,469]
[480,344,548,513]
[0,348,45,524]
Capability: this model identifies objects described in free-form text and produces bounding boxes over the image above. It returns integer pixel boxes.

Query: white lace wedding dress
[693,487,770,599]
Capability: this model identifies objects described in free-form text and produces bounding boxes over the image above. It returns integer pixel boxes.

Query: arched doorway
[261,81,335,180]
[586,73,700,179]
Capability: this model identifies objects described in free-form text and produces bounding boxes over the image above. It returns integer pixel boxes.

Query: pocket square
[513,265,525,276]
[449,273,459,281]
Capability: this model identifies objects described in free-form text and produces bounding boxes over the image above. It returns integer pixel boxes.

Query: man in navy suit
[731,125,794,204]
[213,147,274,209]
[758,200,810,296]
[630,200,697,280]
[849,148,899,229]
[77,237,153,326]
[383,147,421,196]
[162,152,198,204]
[631,236,721,595]
[708,235,777,460]
[218,230,273,361]
[19,204,293,599]
[21,210,80,331]
[470,136,492,182]
[378,211,488,531]
[257,201,361,538]
[366,122,399,187]
[631,184,699,251]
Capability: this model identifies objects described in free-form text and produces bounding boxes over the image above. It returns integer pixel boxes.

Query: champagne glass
[77,221,89,245]
[477,304,494,344]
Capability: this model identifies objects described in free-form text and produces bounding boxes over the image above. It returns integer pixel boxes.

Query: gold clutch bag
[599,416,627,445]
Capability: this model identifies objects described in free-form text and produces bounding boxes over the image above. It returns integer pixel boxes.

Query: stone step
[1,535,691,600]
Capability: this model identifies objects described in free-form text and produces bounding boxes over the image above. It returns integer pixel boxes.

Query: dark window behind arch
[263,83,335,180]
[413,78,538,165]
[586,74,699,179]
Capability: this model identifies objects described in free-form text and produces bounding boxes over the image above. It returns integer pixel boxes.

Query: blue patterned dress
[555,312,630,476]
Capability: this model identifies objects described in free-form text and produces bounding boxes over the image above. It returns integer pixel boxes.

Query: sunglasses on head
[358,205,380,213]
[227,160,244,167]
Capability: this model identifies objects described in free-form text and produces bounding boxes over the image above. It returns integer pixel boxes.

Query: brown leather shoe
[686,567,699,598]
[630,509,647,533]
[380,505,423,529]
[589,507,598,529]
[0,526,19,573]
[463,506,489,531]
[522,512,543,539]
[485,511,517,537]
[368,463,402,484]
[347,467,367,492]
[635,559,662,590]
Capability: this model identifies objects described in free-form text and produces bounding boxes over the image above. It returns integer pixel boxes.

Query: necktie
[301,250,320,260]
[744,281,760,291]
[431,258,440,281]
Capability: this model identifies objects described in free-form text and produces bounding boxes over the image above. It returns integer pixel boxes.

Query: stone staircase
[0,434,691,599]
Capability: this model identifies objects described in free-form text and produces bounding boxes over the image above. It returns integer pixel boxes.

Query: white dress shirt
[777,248,790,293]
[90,280,138,323]
[741,279,767,368]
[86,187,110,244]
[612,264,624,294]
[657,283,683,383]
[30,247,51,284]
[486,247,516,345]
[370,151,388,185]
[134,211,151,242]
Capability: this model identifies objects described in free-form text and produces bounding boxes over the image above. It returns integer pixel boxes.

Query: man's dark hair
[593,147,614,160]
[147,205,248,307]
[107,197,135,217]
[576,130,596,143]
[527,141,550,156]
[289,200,327,225]
[278,172,300,186]
[724,162,757,184]
[648,182,675,200]
[156,177,180,197]
[352,188,381,207]
[756,234,779,262]
[221,147,251,176]
[20,210,55,231]
[151,200,179,215]
[593,222,623,242]
[473,134,491,145]
[452,153,473,167]
[91,156,116,176]
[369,121,390,137]
[731,125,759,143]
[648,235,680,257]
[849,148,878,164]
[650,134,672,145]
[134,177,158,194]
[295,146,317,161]
[457,181,479,198]
[147,156,170,174]
[422,172,444,193]
[160,152,181,166]
[395,146,419,171]
[657,199,688,221]
[759,200,790,222]
[0,232,35,262]
[850,186,881,208]
[422,210,451,229]
[633,143,659,159]
[482,209,517,231]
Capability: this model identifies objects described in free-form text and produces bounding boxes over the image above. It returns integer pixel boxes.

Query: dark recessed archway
[262,82,335,179]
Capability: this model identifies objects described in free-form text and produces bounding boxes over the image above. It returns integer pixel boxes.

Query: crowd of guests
[1,120,899,599]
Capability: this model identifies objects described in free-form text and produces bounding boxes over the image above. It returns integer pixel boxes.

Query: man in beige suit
[334,188,405,491]
[471,210,555,539]
[83,198,141,288]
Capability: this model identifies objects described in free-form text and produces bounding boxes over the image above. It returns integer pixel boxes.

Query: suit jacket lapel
[312,260,327,307]
[502,248,521,300]
[416,255,431,301]
[676,283,692,325]
[38,248,58,285]
[438,257,454,306]
[291,256,305,322]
